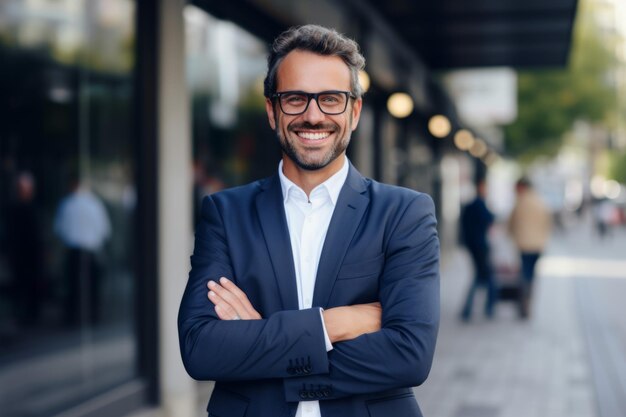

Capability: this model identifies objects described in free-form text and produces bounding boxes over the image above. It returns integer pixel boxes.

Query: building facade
[0,1,489,416]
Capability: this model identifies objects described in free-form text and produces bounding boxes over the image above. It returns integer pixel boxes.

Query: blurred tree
[504,0,618,162]
[609,151,626,184]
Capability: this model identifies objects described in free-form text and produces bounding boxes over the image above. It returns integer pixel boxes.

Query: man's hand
[323,302,382,343]
[207,279,383,343]
[207,277,262,320]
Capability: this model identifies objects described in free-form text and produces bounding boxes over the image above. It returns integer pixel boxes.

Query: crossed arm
[207,277,382,343]
[179,193,439,399]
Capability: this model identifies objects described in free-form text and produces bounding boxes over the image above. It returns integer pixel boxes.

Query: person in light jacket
[508,177,552,317]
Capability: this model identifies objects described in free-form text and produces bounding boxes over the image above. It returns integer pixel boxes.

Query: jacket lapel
[313,165,370,307]
[255,175,299,311]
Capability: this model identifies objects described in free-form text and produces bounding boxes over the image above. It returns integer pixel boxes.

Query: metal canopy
[366,0,579,70]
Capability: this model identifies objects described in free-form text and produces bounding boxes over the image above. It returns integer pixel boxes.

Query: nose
[301,98,326,124]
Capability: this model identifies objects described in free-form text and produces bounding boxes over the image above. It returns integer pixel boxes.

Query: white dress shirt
[278,157,349,417]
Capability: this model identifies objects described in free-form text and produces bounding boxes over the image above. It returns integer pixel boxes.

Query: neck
[282,155,345,196]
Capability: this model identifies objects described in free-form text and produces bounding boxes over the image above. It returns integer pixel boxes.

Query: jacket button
[303,365,312,374]
[299,391,308,399]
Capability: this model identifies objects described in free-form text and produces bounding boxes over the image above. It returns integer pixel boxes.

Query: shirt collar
[278,156,349,206]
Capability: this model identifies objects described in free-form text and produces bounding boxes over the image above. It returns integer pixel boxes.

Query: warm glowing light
[387,93,414,118]
[590,176,606,198]
[482,152,499,166]
[469,139,488,158]
[428,115,452,138]
[564,180,583,211]
[454,129,474,150]
[358,70,371,93]
[605,180,621,199]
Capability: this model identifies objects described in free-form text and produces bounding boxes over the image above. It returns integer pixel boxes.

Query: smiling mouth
[296,131,331,141]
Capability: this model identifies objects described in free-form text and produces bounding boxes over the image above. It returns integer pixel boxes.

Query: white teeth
[298,131,330,140]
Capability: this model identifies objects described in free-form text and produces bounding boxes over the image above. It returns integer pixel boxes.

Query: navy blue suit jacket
[178,164,440,417]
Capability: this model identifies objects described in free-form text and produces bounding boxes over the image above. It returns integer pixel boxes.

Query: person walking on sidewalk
[178,24,440,417]
[508,177,552,317]
[459,178,496,321]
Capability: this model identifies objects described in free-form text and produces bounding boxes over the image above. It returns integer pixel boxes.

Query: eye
[319,94,341,104]
[283,94,307,105]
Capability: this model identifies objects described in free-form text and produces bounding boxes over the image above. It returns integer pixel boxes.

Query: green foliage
[609,151,626,184]
[504,0,618,161]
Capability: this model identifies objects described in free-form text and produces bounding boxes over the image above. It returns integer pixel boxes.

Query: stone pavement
[414,249,595,417]
[414,220,626,417]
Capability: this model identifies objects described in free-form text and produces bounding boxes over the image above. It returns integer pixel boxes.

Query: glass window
[185,6,280,224]
[0,1,139,415]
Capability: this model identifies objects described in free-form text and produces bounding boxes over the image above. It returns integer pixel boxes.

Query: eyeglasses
[271,90,356,116]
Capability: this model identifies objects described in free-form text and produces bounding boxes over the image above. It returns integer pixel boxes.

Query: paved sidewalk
[414,246,596,417]
[415,220,626,417]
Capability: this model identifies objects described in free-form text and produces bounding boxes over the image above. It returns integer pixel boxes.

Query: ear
[350,97,363,131]
[265,98,277,130]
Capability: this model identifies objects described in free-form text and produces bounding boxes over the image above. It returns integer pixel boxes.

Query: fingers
[208,280,248,319]
[218,278,262,319]
[208,289,239,320]
[207,278,262,320]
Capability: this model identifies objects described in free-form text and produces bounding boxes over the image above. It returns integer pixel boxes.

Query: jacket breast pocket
[332,254,384,305]
[366,392,422,417]
[337,253,384,280]
[207,389,249,417]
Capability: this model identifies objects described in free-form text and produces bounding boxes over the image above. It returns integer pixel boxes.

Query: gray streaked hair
[264,24,366,99]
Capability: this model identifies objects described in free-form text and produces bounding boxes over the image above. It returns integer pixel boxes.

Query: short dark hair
[263,24,366,99]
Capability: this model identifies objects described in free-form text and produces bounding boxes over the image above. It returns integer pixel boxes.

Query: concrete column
[157,0,197,416]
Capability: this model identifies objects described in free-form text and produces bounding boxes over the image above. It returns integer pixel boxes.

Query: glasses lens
[280,93,308,115]
[317,93,347,115]
[277,92,350,115]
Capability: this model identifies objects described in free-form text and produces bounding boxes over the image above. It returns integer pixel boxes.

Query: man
[508,177,552,317]
[54,175,111,326]
[459,178,496,321]
[178,25,440,417]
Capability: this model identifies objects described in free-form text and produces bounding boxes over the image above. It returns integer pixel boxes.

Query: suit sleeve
[178,195,329,381]
[283,193,440,401]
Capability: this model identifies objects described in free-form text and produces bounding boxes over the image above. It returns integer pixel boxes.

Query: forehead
[276,50,351,92]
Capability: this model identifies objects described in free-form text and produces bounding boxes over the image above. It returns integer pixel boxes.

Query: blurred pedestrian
[178,24,439,416]
[508,177,552,318]
[54,175,111,326]
[592,197,617,239]
[459,178,496,321]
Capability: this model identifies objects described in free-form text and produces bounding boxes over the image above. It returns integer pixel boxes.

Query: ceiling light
[358,70,371,93]
[469,139,488,158]
[454,129,474,150]
[428,114,451,138]
[387,92,414,118]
